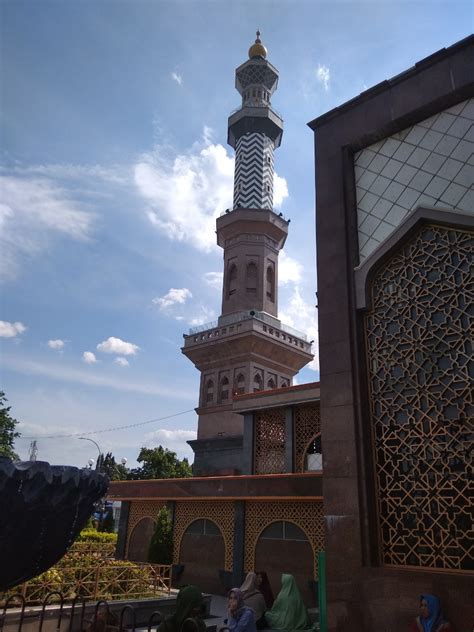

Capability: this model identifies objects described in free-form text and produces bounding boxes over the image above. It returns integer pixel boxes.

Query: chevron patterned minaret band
[233,132,274,209]
[227,31,283,211]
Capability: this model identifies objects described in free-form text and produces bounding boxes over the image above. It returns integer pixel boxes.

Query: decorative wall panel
[355,98,474,261]
[244,501,324,576]
[234,132,274,210]
[365,223,473,571]
[254,408,286,474]
[174,501,235,570]
[294,403,321,472]
[125,500,165,557]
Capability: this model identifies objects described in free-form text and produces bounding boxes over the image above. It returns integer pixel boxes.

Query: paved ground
[208,595,228,630]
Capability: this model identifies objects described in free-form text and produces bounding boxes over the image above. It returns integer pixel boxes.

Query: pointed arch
[205,379,214,404]
[304,433,323,471]
[227,263,238,297]
[235,372,245,395]
[220,375,230,401]
[253,373,263,392]
[266,264,275,302]
[246,261,258,294]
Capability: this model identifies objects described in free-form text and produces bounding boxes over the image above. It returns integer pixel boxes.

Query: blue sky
[1,0,472,468]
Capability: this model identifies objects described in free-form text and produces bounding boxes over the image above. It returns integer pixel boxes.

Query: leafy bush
[76,529,117,543]
[148,507,173,564]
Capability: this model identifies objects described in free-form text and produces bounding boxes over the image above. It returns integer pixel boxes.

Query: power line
[21,408,196,440]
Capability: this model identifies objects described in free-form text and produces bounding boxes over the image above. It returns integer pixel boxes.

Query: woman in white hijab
[240,572,267,629]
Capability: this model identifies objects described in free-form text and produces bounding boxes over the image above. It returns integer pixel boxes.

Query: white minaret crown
[228,32,284,211]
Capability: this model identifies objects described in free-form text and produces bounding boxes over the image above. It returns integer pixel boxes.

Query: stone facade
[308,35,473,632]
[110,378,324,597]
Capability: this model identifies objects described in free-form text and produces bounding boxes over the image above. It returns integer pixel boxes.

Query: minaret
[230,30,282,211]
[182,33,313,475]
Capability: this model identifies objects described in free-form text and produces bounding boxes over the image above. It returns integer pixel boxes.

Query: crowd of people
[157,577,453,632]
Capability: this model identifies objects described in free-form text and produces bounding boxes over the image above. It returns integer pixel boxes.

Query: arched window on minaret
[220,376,230,402]
[235,373,245,395]
[246,262,258,294]
[205,379,214,404]
[266,265,275,302]
[227,264,238,297]
[253,373,263,392]
[267,377,276,390]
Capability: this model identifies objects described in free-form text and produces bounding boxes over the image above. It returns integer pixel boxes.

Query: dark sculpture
[0,458,109,591]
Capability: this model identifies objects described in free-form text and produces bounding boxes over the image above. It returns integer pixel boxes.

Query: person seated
[265,574,311,631]
[240,572,267,629]
[255,570,274,609]
[410,594,454,632]
[158,585,206,632]
[222,587,257,632]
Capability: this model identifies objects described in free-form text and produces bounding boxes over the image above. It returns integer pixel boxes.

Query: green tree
[0,391,20,459]
[97,451,128,480]
[128,446,192,480]
[148,506,173,564]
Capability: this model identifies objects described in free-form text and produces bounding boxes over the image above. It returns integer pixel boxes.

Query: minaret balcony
[216,207,288,249]
[182,310,313,372]
[227,106,283,148]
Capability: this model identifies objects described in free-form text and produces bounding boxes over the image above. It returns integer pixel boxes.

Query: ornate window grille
[254,408,286,474]
[294,403,321,473]
[364,223,473,571]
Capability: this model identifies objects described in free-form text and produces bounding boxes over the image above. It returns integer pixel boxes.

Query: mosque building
[109,33,473,631]
[109,32,324,605]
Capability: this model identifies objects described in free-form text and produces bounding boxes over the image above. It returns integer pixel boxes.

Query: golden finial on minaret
[248,29,268,59]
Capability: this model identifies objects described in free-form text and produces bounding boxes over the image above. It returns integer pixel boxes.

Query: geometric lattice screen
[173,500,235,570]
[294,403,321,473]
[244,500,325,577]
[126,500,166,557]
[365,223,473,571]
[254,408,286,474]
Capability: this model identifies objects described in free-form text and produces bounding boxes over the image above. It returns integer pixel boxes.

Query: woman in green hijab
[158,585,206,632]
[265,574,311,631]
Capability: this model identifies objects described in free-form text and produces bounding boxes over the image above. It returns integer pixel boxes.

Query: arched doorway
[128,517,155,562]
[178,519,225,594]
[255,521,314,606]
[304,434,323,471]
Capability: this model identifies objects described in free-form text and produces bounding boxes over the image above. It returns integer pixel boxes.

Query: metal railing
[188,310,308,342]
[2,562,172,606]
[0,592,166,632]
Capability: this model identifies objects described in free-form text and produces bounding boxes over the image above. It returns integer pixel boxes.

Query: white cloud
[82,351,97,364]
[279,251,303,285]
[274,174,289,208]
[4,353,195,400]
[280,286,319,372]
[96,336,139,356]
[48,339,65,350]
[144,428,196,460]
[134,130,288,252]
[0,175,94,281]
[114,357,129,367]
[189,306,216,327]
[0,320,26,338]
[153,287,192,310]
[171,72,183,86]
[316,64,331,91]
[6,163,128,185]
[204,271,223,290]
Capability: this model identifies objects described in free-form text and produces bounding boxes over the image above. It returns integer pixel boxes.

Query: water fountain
[0,457,108,591]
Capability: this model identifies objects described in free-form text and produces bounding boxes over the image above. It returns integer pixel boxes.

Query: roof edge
[307,34,474,130]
